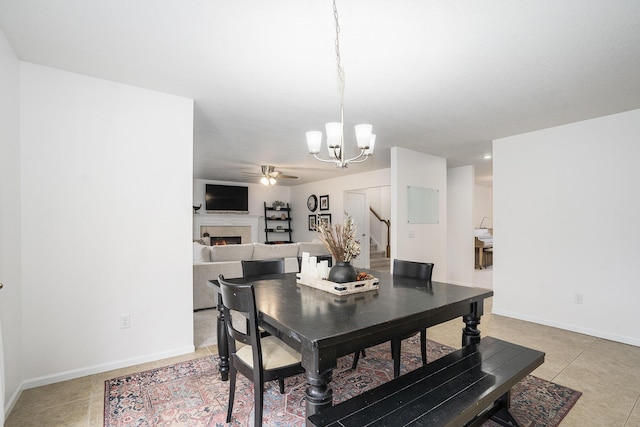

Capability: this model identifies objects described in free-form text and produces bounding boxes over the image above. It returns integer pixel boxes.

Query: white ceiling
[2,0,640,186]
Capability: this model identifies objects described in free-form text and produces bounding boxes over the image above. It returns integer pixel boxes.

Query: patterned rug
[105,337,581,426]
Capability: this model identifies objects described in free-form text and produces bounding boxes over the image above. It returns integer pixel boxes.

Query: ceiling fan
[242,165,298,185]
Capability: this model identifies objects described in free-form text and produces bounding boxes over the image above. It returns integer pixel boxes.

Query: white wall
[447,166,475,286]
[19,63,195,386]
[493,109,640,346]
[0,28,22,418]
[290,169,391,244]
[391,148,448,282]
[474,185,493,229]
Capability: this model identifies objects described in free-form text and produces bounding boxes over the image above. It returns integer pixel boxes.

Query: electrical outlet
[408,230,415,238]
[120,313,130,329]
[574,294,583,305]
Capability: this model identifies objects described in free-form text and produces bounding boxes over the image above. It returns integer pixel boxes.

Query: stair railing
[369,207,390,258]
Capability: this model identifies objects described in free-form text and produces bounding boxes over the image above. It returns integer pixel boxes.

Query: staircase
[369,241,390,271]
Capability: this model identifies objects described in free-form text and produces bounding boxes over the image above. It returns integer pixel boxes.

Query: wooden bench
[308,336,544,427]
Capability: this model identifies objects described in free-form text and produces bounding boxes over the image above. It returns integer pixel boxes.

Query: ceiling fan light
[355,124,373,149]
[306,131,322,154]
[260,176,269,186]
[269,177,276,185]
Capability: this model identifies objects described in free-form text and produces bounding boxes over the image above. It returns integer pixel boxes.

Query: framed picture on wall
[320,195,330,211]
[308,215,317,231]
[318,213,332,227]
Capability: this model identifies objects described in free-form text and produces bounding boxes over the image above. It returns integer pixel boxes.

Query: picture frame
[319,195,330,211]
[308,215,317,231]
[318,213,332,227]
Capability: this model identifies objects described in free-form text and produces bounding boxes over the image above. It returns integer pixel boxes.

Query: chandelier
[305,0,376,168]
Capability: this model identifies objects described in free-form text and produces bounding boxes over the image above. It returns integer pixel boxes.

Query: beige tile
[88,393,105,427]
[11,376,93,410]
[555,344,640,394]
[6,399,90,427]
[558,382,637,427]
[627,397,640,426]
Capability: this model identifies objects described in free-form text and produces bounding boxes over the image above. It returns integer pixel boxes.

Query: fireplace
[200,225,251,245]
[193,214,259,243]
[210,236,241,246]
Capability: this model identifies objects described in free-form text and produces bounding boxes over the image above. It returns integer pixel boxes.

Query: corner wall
[20,63,195,385]
[0,27,22,417]
[493,109,640,346]
[447,166,475,286]
[391,148,448,282]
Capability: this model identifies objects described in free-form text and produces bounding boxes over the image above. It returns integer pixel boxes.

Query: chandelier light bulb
[354,124,373,149]
[306,131,322,154]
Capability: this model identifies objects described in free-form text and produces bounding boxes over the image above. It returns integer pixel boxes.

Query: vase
[328,261,357,283]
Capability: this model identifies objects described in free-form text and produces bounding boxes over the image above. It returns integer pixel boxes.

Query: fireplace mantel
[193,214,260,243]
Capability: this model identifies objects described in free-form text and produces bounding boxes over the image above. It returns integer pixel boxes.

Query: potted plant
[315,214,362,283]
[272,200,285,210]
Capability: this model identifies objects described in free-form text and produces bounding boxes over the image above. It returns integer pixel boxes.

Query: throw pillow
[193,242,211,262]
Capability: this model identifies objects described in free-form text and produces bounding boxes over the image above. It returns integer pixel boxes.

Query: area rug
[105,336,581,426]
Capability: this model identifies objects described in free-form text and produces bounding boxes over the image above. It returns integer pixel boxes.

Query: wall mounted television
[205,184,249,213]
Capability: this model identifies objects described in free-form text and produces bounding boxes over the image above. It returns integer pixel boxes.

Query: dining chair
[218,274,304,427]
[241,258,285,278]
[351,259,434,378]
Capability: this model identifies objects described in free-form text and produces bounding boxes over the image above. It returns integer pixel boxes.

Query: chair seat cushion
[236,336,301,370]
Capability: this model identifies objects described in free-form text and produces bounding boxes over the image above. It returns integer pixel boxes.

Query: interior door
[345,191,369,269]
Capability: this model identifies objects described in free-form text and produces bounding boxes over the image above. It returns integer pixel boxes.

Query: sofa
[193,241,331,310]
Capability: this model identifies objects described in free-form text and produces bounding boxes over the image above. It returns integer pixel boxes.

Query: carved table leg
[305,370,333,426]
[462,301,483,347]
[216,292,229,381]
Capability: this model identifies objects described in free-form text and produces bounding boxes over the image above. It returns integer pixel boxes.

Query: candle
[301,252,310,276]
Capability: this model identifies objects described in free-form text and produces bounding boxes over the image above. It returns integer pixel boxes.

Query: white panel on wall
[20,63,194,385]
[493,109,640,346]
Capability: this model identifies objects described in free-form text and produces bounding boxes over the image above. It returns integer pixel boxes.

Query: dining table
[209,270,493,424]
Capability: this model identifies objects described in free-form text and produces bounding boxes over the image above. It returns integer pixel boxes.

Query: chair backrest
[218,274,260,349]
[241,258,285,278]
[393,259,434,282]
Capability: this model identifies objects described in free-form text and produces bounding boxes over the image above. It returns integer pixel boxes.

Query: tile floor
[6,269,640,426]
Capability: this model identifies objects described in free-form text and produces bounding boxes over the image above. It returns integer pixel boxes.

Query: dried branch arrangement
[315,214,361,262]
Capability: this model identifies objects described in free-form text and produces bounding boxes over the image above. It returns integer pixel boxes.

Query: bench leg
[489,391,523,427]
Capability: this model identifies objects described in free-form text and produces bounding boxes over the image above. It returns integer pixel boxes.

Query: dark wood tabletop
[210,270,493,423]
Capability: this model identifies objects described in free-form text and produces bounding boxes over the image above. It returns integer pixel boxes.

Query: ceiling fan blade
[277,174,298,179]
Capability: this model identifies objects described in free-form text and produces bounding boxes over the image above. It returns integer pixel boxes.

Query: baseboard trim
[492,308,640,347]
[19,344,196,391]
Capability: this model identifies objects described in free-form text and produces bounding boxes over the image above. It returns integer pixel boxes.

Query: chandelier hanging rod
[305,0,376,168]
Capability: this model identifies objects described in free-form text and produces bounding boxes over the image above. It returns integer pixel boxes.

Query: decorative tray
[296,274,379,296]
